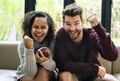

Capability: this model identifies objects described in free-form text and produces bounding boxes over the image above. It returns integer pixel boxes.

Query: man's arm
[87,14,118,61]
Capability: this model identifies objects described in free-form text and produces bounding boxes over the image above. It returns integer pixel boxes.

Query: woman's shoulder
[18,40,24,51]
[18,40,24,47]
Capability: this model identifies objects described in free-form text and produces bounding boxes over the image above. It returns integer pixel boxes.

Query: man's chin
[70,36,77,40]
[70,33,80,40]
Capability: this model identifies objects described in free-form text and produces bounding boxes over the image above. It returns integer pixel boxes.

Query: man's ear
[63,20,65,26]
[82,19,84,26]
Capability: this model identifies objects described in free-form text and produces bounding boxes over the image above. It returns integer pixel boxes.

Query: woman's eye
[33,25,39,29]
[41,26,47,29]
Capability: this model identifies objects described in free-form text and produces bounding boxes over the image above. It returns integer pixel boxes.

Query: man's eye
[66,23,70,25]
[75,23,79,26]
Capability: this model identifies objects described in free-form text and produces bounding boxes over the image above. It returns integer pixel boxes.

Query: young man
[54,3,119,81]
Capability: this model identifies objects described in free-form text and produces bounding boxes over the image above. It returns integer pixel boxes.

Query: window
[76,0,101,27]
[36,0,63,32]
[111,0,120,45]
[0,0,24,41]
[0,0,119,45]
[76,0,120,45]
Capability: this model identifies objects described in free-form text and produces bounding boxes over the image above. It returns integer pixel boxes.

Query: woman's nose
[37,28,42,33]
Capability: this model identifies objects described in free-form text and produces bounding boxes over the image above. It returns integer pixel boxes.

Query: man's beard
[68,29,82,40]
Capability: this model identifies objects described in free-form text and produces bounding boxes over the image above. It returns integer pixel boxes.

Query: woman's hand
[24,35,34,49]
[35,50,52,63]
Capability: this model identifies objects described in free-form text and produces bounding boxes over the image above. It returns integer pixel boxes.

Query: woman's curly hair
[21,11,55,43]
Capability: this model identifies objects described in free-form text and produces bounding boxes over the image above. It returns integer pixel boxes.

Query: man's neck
[73,31,83,43]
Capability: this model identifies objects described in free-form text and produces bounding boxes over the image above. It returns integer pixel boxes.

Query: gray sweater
[16,39,56,80]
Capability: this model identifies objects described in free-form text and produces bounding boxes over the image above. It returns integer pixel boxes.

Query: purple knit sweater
[54,23,118,75]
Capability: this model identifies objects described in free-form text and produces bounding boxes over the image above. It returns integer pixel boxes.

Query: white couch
[0,42,120,81]
[0,42,19,81]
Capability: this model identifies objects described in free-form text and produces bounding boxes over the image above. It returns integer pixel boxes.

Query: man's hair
[62,3,83,21]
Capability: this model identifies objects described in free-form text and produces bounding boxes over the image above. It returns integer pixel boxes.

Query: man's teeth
[70,31,76,34]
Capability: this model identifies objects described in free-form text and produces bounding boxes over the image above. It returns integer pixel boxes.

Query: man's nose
[69,25,75,30]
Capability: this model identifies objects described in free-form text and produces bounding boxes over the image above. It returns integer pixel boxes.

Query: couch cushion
[0,42,20,70]
[112,46,120,74]
[0,69,17,81]
[114,73,120,81]
[95,73,119,81]
[98,54,112,74]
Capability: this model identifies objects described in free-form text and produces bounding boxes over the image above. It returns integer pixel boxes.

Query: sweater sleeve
[93,23,118,61]
[16,41,37,80]
[41,57,56,71]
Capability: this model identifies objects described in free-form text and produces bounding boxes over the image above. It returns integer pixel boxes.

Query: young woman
[16,11,56,81]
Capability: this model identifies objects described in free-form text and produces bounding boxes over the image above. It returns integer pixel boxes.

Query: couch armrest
[98,54,112,74]
[112,46,120,74]
[0,42,20,70]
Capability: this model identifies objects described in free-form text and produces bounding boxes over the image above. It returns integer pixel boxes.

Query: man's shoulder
[83,27,99,40]
[83,27,96,33]
[56,27,66,36]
